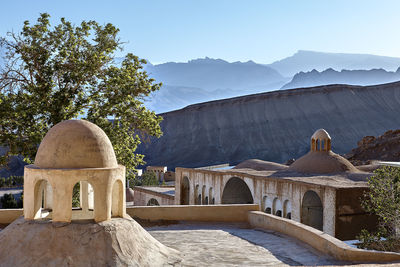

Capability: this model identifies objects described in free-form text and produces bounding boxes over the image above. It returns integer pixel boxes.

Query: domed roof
[289,151,359,174]
[35,120,118,169]
[312,129,331,140]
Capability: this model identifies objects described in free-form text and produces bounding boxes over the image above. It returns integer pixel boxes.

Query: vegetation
[0,13,162,179]
[0,176,23,188]
[0,193,22,209]
[357,166,400,251]
[129,171,159,187]
[72,183,80,208]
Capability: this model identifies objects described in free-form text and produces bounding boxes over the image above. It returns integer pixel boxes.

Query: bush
[141,172,159,186]
[0,176,24,188]
[0,193,19,209]
[358,166,400,251]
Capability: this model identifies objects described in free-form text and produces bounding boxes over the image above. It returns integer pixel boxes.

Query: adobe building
[146,165,167,182]
[175,129,377,240]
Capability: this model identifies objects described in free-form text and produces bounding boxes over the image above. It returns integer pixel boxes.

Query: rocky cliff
[138,81,400,169]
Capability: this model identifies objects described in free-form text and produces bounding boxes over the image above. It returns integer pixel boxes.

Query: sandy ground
[146,222,347,266]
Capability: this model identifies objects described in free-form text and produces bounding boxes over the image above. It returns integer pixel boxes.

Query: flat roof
[145,222,345,266]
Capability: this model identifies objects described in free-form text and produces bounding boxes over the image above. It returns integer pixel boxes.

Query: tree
[0,193,18,209]
[358,166,400,251]
[141,171,159,186]
[0,13,162,177]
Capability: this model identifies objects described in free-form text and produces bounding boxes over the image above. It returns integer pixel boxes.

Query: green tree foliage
[72,182,80,208]
[0,193,19,208]
[141,171,159,186]
[0,176,23,188]
[358,166,400,250]
[0,13,162,176]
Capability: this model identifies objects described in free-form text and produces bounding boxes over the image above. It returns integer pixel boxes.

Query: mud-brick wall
[335,187,378,240]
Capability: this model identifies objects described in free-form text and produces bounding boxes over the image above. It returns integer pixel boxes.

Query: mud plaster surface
[146,222,346,266]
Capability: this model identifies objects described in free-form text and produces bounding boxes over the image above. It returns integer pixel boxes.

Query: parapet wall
[0,209,23,224]
[248,211,400,263]
[127,204,259,222]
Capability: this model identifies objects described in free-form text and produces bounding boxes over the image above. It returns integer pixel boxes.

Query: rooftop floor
[145,222,345,266]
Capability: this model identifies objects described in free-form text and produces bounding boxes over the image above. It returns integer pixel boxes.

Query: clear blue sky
[1,0,399,64]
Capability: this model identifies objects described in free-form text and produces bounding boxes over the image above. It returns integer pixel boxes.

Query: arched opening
[33,179,52,219]
[198,194,202,205]
[301,190,323,231]
[221,177,253,204]
[266,207,272,214]
[202,185,206,204]
[180,176,190,205]
[111,180,124,218]
[262,196,268,211]
[147,198,160,206]
[204,196,209,205]
[316,139,320,151]
[272,197,282,216]
[194,185,200,205]
[283,199,292,219]
[209,187,214,204]
[71,181,95,220]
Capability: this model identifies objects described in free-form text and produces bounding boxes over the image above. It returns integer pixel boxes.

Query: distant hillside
[145,57,286,91]
[268,50,400,77]
[282,68,400,89]
[138,82,400,169]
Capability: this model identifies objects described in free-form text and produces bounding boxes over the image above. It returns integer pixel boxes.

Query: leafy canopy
[361,166,400,239]
[0,13,162,176]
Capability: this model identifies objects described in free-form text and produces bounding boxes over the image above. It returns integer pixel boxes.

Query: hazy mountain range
[144,51,400,113]
[2,47,400,113]
[282,67,400,90]
[268,50,400,77]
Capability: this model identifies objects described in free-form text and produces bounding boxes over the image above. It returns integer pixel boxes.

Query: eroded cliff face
[139,82,400,169]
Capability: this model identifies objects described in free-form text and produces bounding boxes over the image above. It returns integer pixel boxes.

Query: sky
[1,0,400,64]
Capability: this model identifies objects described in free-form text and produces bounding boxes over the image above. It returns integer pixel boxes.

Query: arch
[147,198,160,206]
[71,180,96,220]
[32,179,51,219]
[209,187,214,204]
[301,190,323,231]
[202,185,206,204]
[283,199,292,219]
[111,180,124,217]
[221,177,253,204]
[272,197,282,216]
[180,176,190,205]
[265,207,272,214]
[194,185,200,205]
[262,196,268,212]
[204,196,209,205]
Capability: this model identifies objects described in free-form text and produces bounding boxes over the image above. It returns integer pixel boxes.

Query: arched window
[221,177,253,204]
[147,198,160,206]
[301,190,323,231]
[283,199,292,219]
[180,176,190,205]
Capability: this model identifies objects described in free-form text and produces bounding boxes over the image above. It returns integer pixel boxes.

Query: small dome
[35,120,118,169]
[289,151,359,174]
[312,129,331,140]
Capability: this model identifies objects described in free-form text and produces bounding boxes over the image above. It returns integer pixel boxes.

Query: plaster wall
[127,204,259,222]
[133,188,174,206]
[176,168,338,237]
[248,211,400,263]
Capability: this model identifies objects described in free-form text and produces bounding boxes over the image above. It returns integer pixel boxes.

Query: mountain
[145,57,287,91]
[268,50,400,77]
[138,81,400,170]
[281,67,400,89]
